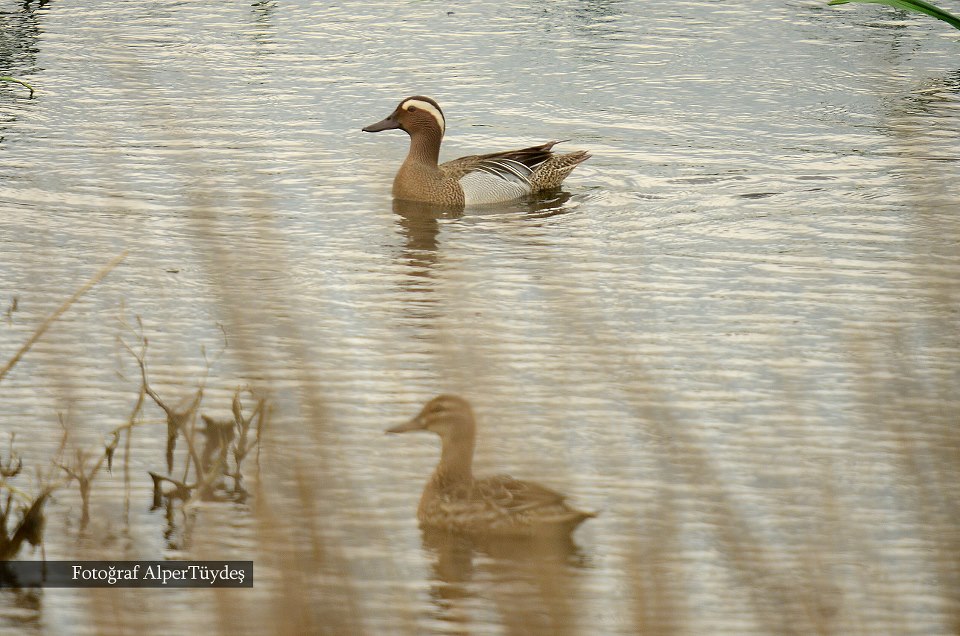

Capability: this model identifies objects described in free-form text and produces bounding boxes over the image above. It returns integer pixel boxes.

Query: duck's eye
[406,105,417,112]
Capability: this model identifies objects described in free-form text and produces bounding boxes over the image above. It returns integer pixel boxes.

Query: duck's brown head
[386,394,474,441]
[362,96,445,138]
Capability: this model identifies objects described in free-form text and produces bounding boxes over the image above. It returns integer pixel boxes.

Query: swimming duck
[363,96,590,206]
[386,395,595,537]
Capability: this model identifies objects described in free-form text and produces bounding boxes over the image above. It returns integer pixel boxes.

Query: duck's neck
[431,434,474,488]
[405,129,442,167]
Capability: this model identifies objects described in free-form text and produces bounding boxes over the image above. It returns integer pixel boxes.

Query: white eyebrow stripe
[401,99,445,134]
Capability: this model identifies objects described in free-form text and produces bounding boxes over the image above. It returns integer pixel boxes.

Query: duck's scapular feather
[387,395,595,537]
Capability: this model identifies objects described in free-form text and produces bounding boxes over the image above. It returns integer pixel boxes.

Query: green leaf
[828,0,960,31]
[0,76,34,98]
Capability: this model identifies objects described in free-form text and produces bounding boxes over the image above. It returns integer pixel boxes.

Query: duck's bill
[362,116,401,133]
[385,417,424,434]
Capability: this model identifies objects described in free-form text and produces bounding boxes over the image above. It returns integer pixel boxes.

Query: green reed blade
[829,0,960,31]
[0,76,34,97]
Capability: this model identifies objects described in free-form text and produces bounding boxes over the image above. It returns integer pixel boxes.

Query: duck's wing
[419,475,594,534]
[440,141,562,181]
[474,475,578,515]
[440,142,565,205]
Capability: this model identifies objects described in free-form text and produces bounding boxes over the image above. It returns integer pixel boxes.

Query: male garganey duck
[363,96,590,206]
[386,395,595,537]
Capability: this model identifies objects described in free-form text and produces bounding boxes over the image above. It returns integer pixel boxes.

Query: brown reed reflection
[0,434,49,561]
[0,253,126,557]
[881,69,960,634]
[170,183,369,634]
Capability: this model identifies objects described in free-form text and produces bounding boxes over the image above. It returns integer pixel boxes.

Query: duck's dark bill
[362,116,401,133]
[385,417,424,434]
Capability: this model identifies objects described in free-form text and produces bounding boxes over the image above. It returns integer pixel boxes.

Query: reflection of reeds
[0,490,48,560]
[41,310,267,537]
[883,70,960,636]
[196,270,366,633]
[0,435,49,560]
[0,252,126,556]
[628,491,683,635]
[0,251,126,384]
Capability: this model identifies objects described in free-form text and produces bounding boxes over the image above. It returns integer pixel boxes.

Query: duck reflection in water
[419,526,588,634]
[390,193,576,306]
[391,190,575,255]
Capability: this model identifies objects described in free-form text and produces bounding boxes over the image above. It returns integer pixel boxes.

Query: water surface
[1,1,958,634]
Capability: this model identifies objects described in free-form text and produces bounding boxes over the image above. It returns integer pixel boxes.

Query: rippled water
[1,1,958,634]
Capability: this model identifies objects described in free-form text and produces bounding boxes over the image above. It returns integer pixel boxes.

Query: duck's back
[418,474,594,537]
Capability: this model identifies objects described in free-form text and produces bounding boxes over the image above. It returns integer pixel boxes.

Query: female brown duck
[387,395,594,537]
